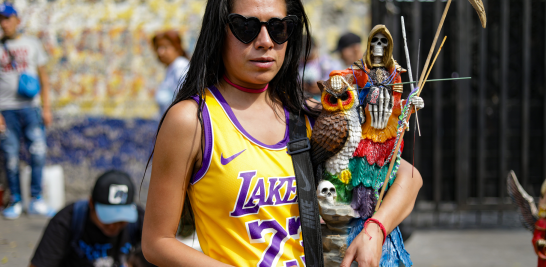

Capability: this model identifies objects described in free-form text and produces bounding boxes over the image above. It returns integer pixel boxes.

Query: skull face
[371,33,388,57]
[317,180,337,205]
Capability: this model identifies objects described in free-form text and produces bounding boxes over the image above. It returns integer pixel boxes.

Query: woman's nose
[254,25,274,49]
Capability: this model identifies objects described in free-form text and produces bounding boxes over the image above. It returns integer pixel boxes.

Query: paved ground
[0,215,538,266]
[404,229,536,267]
[0,215,49,267]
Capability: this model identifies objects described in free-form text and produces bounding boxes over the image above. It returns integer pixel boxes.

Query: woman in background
[152,30,190,117]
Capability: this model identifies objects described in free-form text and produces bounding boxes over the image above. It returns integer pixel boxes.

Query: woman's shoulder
[161,99,201,135]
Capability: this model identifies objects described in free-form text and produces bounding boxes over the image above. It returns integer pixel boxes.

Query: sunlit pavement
[0,215,537,266]
[0,215,49,266]
[404,229,536,267]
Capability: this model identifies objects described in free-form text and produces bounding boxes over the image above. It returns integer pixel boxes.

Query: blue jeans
[0,107,46,201]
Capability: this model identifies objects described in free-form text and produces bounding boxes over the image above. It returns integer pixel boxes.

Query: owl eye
[340,91,349,101]
[328,95,338,104]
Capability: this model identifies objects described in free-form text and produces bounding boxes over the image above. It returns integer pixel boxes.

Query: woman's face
[155,38,180,66]
[222,0,288,88]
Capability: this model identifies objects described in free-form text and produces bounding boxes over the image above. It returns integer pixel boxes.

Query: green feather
[349,157,396,191]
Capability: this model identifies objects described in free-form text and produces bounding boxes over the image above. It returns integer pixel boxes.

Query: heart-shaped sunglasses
[227,14,298,45]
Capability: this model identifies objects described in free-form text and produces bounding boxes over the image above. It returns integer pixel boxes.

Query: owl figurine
[310,74,362,185]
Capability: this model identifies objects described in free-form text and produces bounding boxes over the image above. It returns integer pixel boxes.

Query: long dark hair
[143,0,313,232]
[174,0,313,112]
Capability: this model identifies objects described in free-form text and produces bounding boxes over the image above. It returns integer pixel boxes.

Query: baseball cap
[0,3,17,17]
[333,32,362,53]
[92,170,137,224]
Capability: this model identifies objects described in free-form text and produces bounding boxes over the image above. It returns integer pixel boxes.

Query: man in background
[30,170,146,267]
[334,32,363,67]
[0,3,53,219]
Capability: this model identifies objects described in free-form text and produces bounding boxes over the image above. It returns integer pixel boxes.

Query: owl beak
[337,98,343,109]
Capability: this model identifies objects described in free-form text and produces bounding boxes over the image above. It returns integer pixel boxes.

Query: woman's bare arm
[372,158,422,232]
[142,100,233,267]
[341,158,423,267]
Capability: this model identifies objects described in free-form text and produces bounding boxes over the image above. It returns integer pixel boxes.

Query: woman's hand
[340,222,384,267]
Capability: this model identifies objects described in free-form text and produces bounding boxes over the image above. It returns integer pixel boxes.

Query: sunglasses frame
[227,13,299,45]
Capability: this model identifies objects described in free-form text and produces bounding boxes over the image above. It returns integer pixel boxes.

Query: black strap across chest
[287,111,324,267]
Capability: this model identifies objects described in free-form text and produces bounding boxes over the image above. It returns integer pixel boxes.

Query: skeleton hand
[409,96,424,110]
[370,87,393,130]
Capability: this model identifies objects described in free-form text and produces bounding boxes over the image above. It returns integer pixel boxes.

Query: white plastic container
[20,165,65,212]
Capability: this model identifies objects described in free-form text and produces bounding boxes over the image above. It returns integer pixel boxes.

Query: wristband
[363,218,387,246]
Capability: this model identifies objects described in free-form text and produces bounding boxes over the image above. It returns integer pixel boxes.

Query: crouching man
[30,170,146,267]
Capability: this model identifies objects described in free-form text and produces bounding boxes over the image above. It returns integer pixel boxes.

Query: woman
[152,30,190,117]
[142,0,422,266]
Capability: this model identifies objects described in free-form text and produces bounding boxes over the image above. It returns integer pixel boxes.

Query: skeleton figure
[313,25,421,267]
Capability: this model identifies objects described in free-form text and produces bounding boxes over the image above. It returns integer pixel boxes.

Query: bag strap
[1,38,16,70]
[70,200,89,258]
[287,111,324,267]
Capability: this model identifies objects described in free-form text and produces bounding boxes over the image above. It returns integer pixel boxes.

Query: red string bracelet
[363,218,387,246]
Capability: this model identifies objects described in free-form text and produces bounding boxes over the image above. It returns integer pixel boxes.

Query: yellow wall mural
[12,0,370,119]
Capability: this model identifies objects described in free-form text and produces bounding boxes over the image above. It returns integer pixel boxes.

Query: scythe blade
[468,0,487,28]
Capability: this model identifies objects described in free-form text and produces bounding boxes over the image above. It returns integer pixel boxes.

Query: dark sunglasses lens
[268,19,295,44]
[230,16,261,43]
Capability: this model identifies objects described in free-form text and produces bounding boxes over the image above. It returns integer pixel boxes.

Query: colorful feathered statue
[507,170,546,267]
[311,25,424,267]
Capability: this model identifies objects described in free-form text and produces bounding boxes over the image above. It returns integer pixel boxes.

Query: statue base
[319,202,359,267]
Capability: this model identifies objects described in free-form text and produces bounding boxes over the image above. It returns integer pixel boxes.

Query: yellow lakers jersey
[187,86,313,267]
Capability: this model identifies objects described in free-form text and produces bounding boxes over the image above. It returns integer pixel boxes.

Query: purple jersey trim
[208,86,289,150]
[307,115,315,129]
[190,95,213,185]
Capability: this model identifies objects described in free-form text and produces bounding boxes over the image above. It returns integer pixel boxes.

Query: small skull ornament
[317,180,337,205]
[371,33,388,57]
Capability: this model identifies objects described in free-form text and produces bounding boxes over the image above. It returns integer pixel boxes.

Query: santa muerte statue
[508,171,546,267]
[310,24,423,267]
[309,1,487,266]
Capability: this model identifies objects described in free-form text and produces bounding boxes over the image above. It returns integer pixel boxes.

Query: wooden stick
[375,129,406,211]
[417,0,452,91]
[375,0,452,212]
[419,36,448,95]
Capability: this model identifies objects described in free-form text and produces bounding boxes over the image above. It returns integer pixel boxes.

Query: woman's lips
[250,57,275,69]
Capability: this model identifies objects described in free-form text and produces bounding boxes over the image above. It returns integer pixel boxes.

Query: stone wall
[0,0,371,206]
